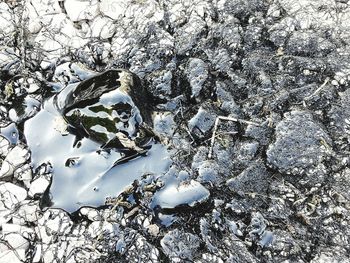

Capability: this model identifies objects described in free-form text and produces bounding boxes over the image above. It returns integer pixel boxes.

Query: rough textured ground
[1,0,350,262]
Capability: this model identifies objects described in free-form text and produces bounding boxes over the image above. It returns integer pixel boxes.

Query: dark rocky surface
[0,0,350,262]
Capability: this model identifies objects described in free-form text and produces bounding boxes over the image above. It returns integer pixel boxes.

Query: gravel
[0,0,350,262]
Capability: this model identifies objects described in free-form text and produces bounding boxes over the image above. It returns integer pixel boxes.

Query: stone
[0,3,16,36]
[29,172,52,197]
[0,183,27,209]
[267,111,332,175]
[37,209,73,244]
[186,58,208,98]
[161,229,200,261]
[153,112,175,138]
[152,180,210,209]
[89,16,115,39]
[100,0,126,20]
[0,136,10,157]
[188,107,216,137]
[87,221,119,238]
[11,201,40,225]
[0,145,30,178]
[64,0,99,22]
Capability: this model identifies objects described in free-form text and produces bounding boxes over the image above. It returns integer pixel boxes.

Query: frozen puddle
[24,90,171,213]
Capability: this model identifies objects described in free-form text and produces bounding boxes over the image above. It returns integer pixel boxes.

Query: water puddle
[24,69,171,212]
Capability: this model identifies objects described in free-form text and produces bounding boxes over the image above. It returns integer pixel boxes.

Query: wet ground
[1,0,350,262]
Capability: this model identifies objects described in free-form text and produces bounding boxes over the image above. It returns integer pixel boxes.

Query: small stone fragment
[64,0,99,22]
[186,58,208,98]
[152,180,210,209]
[29,172,52,197]
[188,107,216,137]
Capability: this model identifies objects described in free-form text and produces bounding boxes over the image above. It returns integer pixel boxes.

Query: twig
[208,116,261,159]
[208,117,220,159]
[303,77,330,105]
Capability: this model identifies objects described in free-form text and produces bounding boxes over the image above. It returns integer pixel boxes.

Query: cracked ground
[0,0,350,262]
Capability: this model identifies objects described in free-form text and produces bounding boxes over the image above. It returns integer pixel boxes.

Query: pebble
[29,173,52,197]
[188,107,216,136]
[186,58,208,98]
[152,180,210,209]
[89,16,116,40]
[100,0,126,20]
[0,145,30,178]
[64,0,100,22]
[0,183,27,210]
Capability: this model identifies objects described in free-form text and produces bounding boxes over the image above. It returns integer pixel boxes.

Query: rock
[153,112,175,138]
[152,180,210,209]
[12,200,40,225]
[267,111,332,175]
[161,229,200,261]
[271,229,304,260]
[14,164,32,187]
[231,140,259,169]
[121,231,160,262]
[173,14,207,55]
[328,88,350,147]
[89,16,115,39]
[247,212,274,247]
[188,107,216,138]
[29,172,52,197]
[268,17,296,47]
[198,253,224,263]
[215,81,241,115]
[101,0,163,25]
[147,224,160,237]
[226,161,269,197]
[186,58,208,98]
[64,0,99,22]
[3,233,29,261]
[34,14,88,58]
[0,144,30,178]
[37,209,73,244]
[87,221,119,238]
[196,160,220,184]
[0,3,16,37]
[148,70,173,100]
[0,242,22,263]
[0,182,27,209]
[100,0,126,20]
[286,31,335,57]
[0,136,10,157]
[331,168,350,204]
[26,0,62,18]
[79,207,102,221]
[311,247,350,263]
[0,47,20,74]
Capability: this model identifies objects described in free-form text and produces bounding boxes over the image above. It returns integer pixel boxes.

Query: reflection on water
[24,75,171,212]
